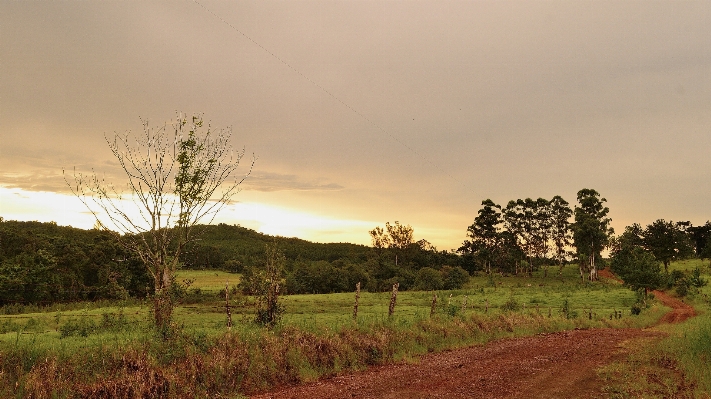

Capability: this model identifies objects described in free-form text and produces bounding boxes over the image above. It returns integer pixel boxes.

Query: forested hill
[0,220,151,305]
[181,223,373,271]
[0,220,465,301]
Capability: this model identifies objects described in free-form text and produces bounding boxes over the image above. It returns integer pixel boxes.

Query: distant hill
[181,223,373,271]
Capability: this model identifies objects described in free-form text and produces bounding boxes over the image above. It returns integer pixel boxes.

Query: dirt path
[653,289,696,325]
[251,288,692,399]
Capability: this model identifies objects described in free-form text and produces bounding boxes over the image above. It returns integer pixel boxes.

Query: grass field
[0,263,667,349]
[1,261,708,398]
[175,269,241,292]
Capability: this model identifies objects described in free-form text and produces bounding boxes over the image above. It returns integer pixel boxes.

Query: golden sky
[1,1,710,250]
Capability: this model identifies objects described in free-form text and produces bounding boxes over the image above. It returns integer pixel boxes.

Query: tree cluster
[0,220,151,306]
[610,219,705,296]
[276,223,465,294]
[459,189,613,281]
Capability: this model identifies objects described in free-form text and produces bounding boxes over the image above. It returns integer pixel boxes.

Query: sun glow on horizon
[0,186,378,245]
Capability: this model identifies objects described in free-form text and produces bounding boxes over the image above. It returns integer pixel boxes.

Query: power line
[190,0,464,187]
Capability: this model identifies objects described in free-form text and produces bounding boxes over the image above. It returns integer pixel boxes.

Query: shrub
[60,315,96,338]
[501,297,520,312]
[415,267,444,291]
[442,266,470,290]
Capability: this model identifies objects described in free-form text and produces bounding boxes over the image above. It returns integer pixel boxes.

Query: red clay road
[250,289,692,399]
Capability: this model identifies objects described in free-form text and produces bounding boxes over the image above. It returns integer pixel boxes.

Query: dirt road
[251,290,692,399]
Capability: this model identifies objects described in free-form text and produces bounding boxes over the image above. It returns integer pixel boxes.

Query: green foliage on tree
[550,196,573,276]
[253,244,286,327]
[460,199,502,274]
[0,220,150,306]
[687,221,711,259]
[459,195,576,277]
[415,267,444,291]
[610,245,663,297]
[641,219,694,272]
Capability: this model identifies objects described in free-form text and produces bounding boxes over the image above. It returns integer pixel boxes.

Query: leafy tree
[496,230,524,275]
[66,113,252,334]
[550,195,573,277]
[687,221,711,258]
[702,239,711,267]
[531,198,552,277]
[370,221,414,266]
[502,198,541,276]
[254,244,285,327]
[610,245,663,298]
[572,189,613,282]
[460,199,502,274]
[642,219,694,272]
[385,221,414,266]
[369,226,391,251]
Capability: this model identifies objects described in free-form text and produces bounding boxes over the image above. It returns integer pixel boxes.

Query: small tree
[254,243,285,327]
[610,246,663,298]
[370,221,414,266]
[66,113,252,334]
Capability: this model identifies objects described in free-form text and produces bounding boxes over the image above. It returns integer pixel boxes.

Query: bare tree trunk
[225,280,232,330]
[589,253,597,281]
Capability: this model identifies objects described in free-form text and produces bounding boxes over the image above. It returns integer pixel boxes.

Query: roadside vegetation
[600,258,711,398]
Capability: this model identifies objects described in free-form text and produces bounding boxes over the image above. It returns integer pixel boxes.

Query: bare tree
[65,113,253,334]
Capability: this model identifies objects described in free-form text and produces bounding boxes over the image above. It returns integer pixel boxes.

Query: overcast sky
[1,1,710,250]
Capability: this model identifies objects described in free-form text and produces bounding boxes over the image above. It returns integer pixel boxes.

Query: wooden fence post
[388,283,399,318]
[353,282,361,321]
[225,280,232,330]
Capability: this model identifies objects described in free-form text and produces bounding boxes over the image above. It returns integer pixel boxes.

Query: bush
[414,267,444,291]
[690,267,708,288]
[630,303,642,315]
[442,266,470,290]
[501,297,520,312]
[60,314,96,338]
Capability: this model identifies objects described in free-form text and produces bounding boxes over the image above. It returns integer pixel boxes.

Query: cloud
[243,171,344,192]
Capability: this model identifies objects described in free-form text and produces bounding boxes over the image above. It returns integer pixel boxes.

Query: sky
[1,1,710,251]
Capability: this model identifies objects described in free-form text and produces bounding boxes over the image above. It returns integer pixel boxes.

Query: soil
[250,283,693,399]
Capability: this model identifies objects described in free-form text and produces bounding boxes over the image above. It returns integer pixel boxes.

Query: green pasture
[0,263,681,352]
[176,269,241,292]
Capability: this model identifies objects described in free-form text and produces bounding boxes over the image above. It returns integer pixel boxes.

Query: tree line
[456,187,711,296]
[610,220,709,297]
[458,189,613,281]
